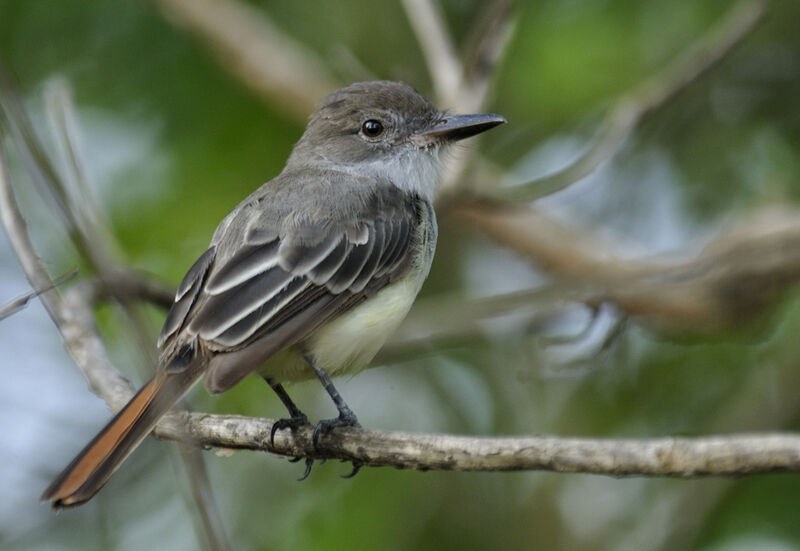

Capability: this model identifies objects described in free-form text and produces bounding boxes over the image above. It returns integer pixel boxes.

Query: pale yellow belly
[260,269,426,383]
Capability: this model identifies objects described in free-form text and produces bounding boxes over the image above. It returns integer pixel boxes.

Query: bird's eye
[361,119,384,138]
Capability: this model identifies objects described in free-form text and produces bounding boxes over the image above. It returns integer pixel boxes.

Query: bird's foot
[312,408,361,448]
[311,408,363,478]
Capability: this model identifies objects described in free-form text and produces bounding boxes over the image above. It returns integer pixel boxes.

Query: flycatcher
[42,81,506,508]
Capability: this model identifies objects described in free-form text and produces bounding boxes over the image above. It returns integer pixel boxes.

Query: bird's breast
[261,206,436,383]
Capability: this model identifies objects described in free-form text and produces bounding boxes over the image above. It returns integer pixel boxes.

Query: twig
[330,45,377,84]
[0,140,65,324]
[488,0,767,202]
[175,444,232,551]
[44,79,121,265]
[461,0,517,111]
[0,70,119,276]
[0,268,76,321]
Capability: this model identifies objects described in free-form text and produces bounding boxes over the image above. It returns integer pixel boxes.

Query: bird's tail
[41,359,205,508]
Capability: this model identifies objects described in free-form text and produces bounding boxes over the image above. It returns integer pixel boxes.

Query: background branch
[0,91,230,550]
[486,0,767,202]
[455,203,800,329]
[401,0,463,107]
[152,0,338,119]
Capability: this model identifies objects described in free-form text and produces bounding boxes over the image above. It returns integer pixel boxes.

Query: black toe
[312,410,361,449]
[341,461,363,479]
[270,414,310,446]
[297,457,314,481]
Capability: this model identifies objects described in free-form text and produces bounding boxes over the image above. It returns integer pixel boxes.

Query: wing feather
[205,240,279,295]
[158,177,428,394]
[351,223,385,292]
[158,247,215,348]
[379,216,411,275]
[325,231,375,293]
[189,267,294,338]
[278,233,341,273]
[212,278,311,345]
[307,238,352,284]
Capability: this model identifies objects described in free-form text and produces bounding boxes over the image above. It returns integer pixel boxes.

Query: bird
[42,80,506,508]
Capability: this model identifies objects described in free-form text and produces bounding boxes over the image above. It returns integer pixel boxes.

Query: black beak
[412,113,507,146]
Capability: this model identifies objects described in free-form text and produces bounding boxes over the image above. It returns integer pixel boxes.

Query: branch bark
[49,274,800,478]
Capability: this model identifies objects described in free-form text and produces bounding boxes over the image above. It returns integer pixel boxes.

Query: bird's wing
[157,183,422,392]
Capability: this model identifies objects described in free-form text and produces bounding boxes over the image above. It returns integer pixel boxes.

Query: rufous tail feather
[41,360,204,508]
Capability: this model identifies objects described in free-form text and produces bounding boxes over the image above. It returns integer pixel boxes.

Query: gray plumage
[158,82,448,393]
[42,80,505,509]
[156,81,507,394]
[160,171,421,349]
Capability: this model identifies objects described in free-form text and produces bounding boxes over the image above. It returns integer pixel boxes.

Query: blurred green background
[2,0,800,550]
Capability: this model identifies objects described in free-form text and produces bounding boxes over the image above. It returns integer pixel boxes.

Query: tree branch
[456,203,800,329]
[401,0,463,107]
[151,0,339,119]
[0,268,76,321]
[487,0,767,202]
[42,274,800,477]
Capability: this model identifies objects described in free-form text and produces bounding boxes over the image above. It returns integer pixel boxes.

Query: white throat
[326,147,441,202]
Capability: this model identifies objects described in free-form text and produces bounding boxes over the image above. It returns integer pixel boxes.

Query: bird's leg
[264,377,310,446]
[265,378,317,479]
[303,354,361,447]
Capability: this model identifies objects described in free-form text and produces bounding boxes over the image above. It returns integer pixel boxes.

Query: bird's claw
[341,460,363,479]
[311,410,360,448]
[297,457,314,482]
[269,413,310,446]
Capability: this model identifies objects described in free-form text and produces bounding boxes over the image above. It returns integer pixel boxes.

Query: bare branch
[413,0,517,207]
[330,45,377,84]
[401,0,463,106]
[171,419,800,477]
[461,0,518,110]
[175,444,232,551]
[489,0,767,202]
[152,0,339,119]
[456,204,800,329]
[0,140,66,325]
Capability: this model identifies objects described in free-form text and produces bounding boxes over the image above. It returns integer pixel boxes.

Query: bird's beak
[411,113,506,147]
